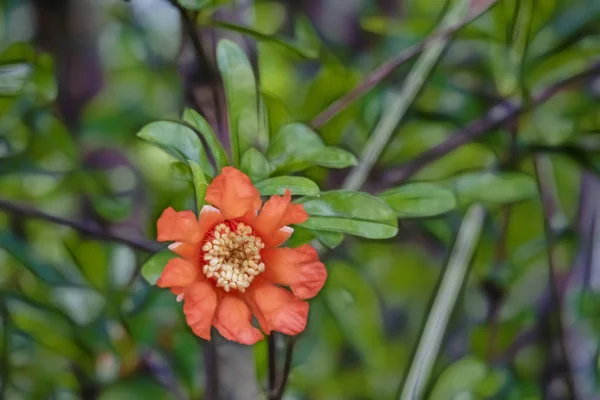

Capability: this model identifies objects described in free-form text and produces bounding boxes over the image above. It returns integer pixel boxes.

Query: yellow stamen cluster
[201,222,265,293]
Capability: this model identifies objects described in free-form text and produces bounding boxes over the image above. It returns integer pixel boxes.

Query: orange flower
[155,167,327,345]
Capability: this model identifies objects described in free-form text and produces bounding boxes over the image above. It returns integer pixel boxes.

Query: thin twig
[310,0,499,129]
[274,336,297,400]
[385,60,600,185]
[533,155,579,400]
[0,198,159,253]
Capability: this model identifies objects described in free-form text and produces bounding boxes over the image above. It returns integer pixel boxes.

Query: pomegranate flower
[155,167,327,345]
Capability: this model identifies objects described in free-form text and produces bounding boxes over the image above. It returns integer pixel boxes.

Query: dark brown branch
[385,60,600,185]
[310,0,499,128]
[0,198,159,253]
[274,336,297,400]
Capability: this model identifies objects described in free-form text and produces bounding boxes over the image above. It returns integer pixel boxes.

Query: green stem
[399,205,485,400]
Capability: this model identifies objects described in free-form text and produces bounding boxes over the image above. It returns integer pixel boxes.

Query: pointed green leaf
[188,160,208,213]
[267,123,357,173]
[255,176,320,196]
[296,191,398,239]
[241,147,272,180]
[378,183,457,218]
[137,121,214,176]
[217,39,268,165]
[312,230,344,249]
[183,108,228,170]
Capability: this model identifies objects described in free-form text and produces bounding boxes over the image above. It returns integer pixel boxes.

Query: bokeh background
[1,0,600,399]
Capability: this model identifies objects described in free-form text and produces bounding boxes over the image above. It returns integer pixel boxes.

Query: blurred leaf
[141,250,174,285]
[188,160,208,213]
[177,0,211,9]
[0,232,70,285]
[182,108,229,170]
[296,191,398,239]
[52,287,105,326]
[99,377,171,400]
[312,230,344,249]
[241,147,272,181]
[217,39,268,165]
[64,240,109,291]
[0,63,31,95]
[255,176,320,196]
[210,20,318,58]
[6,298,90,367]
[429,357,488,400]
[267,123,357,173]
[326,261,387,365]
[378,183,457,218]
[91,196,134,222]
[449,172,537,206]
[137,121,213,176]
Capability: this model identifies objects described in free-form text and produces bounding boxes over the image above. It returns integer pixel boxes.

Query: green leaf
[217,39,268,166]
[99,377,171,400]
[450,172,537,206]
[0,232,70,285]
[429,358,488,400]
[296,191,398,239]
[267,123,357,173]
[6,298,90,367]
[312,230,344,249]
[255,176,320,196]
[210,20,318,58]
[64,240,109,291]
[241,147,272,180]
[141,250,174,285]
[137,120,213,176]
[177,0,211,10]
[0,63,31,95]
[188,160,208,213]
[378,183,457,218]
[182,108,229,170]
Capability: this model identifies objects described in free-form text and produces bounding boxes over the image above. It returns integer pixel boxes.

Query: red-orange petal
[213,296,263,345]
[183,281,218,340]
[157,258,198,289]
[168,242,199,264]
[255,190,308,238]
[261,245,327,299]
[246,281,309,335]
[263,226,294,248]
[205,167,262,219]
[157,207,202,243]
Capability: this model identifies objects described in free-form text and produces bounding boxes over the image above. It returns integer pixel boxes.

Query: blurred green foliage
[0,0,600,399]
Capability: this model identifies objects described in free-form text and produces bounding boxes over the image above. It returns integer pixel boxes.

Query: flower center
[201,222,265,293]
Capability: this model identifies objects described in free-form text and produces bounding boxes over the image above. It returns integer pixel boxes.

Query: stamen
[200,222,265,293]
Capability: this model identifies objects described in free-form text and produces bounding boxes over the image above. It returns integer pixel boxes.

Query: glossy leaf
[378,183,457,218]
[141,250,174,285]
[255,176,320,196]
[312,230,344,249]
[188,160,208,213]
[267,123,357,173]
[241,147,272,181]
[182,108,229,170]
[217,39,268,166]
[137,121,213,175]
[429,358,489,400]
[296,191,398,239]
[0,63,31,95]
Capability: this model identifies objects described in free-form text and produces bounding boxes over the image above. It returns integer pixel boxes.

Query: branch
[385,60,600,185]
[274,336,297,400]
[0,198,159,253]
[310,0,499,129]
